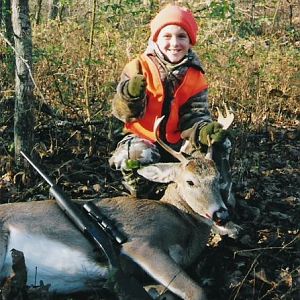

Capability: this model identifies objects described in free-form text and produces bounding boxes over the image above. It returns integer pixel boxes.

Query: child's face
[156,25,191,63]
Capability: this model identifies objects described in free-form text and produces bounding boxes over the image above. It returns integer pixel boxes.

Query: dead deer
[0,113,236,300]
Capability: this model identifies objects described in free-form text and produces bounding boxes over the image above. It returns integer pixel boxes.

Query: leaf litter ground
[0,114,299,300]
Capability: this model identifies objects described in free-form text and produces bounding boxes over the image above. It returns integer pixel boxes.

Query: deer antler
[154,116,189,164]
[217,103,234,130]
[205,103,234,160]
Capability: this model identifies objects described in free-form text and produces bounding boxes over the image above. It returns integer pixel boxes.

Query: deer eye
[187,180,195,186]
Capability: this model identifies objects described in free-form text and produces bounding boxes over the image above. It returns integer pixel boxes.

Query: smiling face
[156,25,192,63]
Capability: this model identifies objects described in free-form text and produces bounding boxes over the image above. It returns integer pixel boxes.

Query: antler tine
[217,103,234,130]
[154,116,189,164]
[205,135,213,160]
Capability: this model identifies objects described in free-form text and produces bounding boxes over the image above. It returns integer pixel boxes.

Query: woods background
[0,0,299,300]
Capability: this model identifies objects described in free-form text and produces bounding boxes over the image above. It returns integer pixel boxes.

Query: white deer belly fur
[1,225,108,293]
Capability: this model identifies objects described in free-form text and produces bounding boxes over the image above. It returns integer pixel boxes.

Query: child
[109,5,233,204]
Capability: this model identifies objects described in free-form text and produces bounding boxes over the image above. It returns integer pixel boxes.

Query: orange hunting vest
[125,54,208,144]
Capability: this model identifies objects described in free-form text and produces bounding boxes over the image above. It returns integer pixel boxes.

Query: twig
[231,255,260,300]
[34,119,105,131]
[234,246,293,258]
[272,0,282,29]
[0,30,62,120]
[83,0,97,155]
[258,266,300,300]
[51,72,82,120]
[0,30,45,104]
[279,234,299,253]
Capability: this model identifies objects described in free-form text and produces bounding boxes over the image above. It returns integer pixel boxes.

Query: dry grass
[1,0,299,129]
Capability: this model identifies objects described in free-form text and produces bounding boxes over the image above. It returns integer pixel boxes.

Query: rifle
[20,151,151,300]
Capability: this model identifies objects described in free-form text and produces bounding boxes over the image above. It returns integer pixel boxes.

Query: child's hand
[199,122,227,145]
[127,75,146,98]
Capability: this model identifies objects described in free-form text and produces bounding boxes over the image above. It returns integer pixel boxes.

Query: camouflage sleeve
[179,89,212,147]
[111,58,146,123]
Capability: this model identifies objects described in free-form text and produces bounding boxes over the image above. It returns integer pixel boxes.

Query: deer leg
[122,241,207,300]
[0,227,9,277]
[145,284,180,300]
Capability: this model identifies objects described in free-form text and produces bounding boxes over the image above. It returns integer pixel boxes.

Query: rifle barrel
[20,151,54,187]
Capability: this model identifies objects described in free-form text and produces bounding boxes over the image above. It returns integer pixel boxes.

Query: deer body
[0,199,210,299]
[0,158,229,300]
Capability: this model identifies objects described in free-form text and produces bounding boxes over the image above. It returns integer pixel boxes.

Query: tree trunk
[3,0,13,44]
[34,0,42,25]
[0,0,2,27]
[83,0,96,156]
[11,0,34,165]
[58,3,66,22]
[48,0,59,20]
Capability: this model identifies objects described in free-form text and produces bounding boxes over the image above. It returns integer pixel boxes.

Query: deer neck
[160,183,213,227]
[161,185,193,214]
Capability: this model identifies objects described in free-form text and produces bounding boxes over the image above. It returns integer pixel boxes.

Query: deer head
[138,116,230,226]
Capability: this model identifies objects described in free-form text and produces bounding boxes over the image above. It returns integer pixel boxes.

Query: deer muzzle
[212,207,230,226]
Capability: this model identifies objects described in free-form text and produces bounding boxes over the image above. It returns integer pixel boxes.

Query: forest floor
[0,102,299,299]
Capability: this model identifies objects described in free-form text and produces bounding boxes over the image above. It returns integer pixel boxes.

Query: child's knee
[109,135,160,170]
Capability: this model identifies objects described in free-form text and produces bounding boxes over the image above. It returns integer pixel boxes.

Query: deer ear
[137,163,179,183]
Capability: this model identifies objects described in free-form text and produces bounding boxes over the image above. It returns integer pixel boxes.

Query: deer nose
[212,207,230,226]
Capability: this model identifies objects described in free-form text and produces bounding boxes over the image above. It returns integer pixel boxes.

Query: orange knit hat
[150,5,198,45]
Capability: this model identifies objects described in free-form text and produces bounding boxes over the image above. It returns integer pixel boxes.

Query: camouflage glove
[199,122,227,145]
[127,75,146,98]
[125,159,141,170]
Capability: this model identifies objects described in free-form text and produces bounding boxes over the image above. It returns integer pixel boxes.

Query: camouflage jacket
[112,41,212,148]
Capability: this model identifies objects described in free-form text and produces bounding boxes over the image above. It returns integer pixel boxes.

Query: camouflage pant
[109,135,162,199]
[109,134,235,206]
